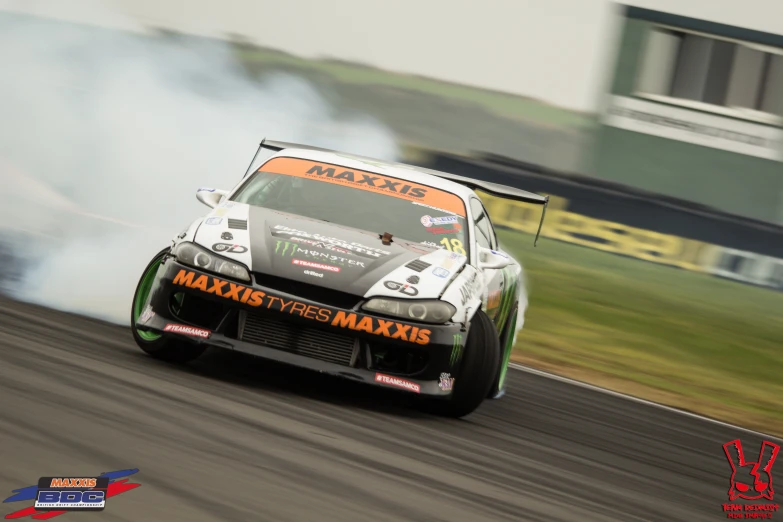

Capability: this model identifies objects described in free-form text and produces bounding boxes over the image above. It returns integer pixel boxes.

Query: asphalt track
[1,295,777,522]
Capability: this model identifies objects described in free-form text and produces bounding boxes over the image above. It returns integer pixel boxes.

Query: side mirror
[477,246,512,270]
[196,187,229,209]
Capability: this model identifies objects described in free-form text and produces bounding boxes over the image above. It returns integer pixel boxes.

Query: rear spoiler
[244,139,550,246]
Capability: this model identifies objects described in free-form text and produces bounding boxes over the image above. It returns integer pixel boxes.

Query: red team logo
[724,440,779,501]
[723,439,780,519]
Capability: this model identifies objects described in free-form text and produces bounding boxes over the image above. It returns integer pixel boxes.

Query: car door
[470,198,504,325]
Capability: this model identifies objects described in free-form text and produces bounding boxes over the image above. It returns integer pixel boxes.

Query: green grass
[498,228,783,436]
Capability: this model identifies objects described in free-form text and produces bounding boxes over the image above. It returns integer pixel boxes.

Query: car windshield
[231,156,469,256]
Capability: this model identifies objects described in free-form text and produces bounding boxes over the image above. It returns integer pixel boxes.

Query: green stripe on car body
[450,333,463,366]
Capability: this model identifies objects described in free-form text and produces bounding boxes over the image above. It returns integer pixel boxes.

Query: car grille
[253,272,360,309]
[240,312,357,367]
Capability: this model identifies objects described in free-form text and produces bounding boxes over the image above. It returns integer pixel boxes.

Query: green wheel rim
[133,258,163,341]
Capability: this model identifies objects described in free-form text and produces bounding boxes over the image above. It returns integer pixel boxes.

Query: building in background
[592,5,783,224]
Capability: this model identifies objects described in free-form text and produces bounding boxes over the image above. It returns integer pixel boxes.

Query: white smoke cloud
[0,7,399,323]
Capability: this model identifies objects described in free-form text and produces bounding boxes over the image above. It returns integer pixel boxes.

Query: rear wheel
[131,248,206,364]
[421,310,500,418]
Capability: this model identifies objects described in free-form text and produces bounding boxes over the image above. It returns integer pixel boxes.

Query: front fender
[441,265,484,324]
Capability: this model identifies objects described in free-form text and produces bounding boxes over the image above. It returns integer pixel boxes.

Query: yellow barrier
[479,191,724,276]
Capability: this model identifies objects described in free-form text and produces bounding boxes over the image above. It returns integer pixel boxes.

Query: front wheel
[131,248,206,364]
[421,310,500,418]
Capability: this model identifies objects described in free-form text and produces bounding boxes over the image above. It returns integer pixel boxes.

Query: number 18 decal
[440,238,466,255]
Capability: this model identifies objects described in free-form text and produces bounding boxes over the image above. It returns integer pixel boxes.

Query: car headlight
[172,242,251,282]
[362,298,456,324]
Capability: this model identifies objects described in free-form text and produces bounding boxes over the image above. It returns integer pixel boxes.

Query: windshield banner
[258,157,467,217]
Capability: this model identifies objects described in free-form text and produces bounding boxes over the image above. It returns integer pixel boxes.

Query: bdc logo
[3,469,142,518]
[36,489,106,509]
[35,477,108,511]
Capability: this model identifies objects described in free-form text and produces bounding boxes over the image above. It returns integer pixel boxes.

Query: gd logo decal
[212,243,248,254]
[383,280,418,296]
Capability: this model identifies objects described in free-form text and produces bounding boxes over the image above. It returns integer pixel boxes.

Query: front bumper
[136,257,469,397]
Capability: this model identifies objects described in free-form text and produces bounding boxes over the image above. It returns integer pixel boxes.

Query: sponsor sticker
[383,280,418,296]
[406,275,420,284]
[138,305,154,324]
[421,215,460,228]
[212,243,248,254]
[439,373,455,391]
[292,259,340,272]
[375,373,421,393]
[198,187,215,192]
[3,469,141,518]
[204,217,223,225]
[491,249,509,258]
[221,231,234,240]
[303,270,324,278]
[171,269,431,344]
[273,226,389,258]
[258,157,467,217]
[279,243,366,267]
[289,237,350,254]
[432,267,450,278]
[426,225,462,235]
[275,240,299,257]
[457,272,481,305]
[163,323,211,339]
[440,257,456,270]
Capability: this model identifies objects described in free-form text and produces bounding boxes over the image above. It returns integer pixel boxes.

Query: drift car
[131,140,548,417]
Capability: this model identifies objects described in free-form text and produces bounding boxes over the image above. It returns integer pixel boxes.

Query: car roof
[265,147,479,203]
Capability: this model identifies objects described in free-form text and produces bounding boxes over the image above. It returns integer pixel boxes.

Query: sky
[1,0,782,112]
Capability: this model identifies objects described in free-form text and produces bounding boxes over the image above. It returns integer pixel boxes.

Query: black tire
[487,304,518,399]
[131,248,206,364]
[422,310,501,418]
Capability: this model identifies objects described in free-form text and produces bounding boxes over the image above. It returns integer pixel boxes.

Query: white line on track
[510,363,783,442]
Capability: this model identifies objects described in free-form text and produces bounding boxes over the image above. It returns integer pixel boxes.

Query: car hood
[192,202,468,298]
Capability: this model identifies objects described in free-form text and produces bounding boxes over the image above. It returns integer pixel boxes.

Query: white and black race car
[131,140,548,417]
